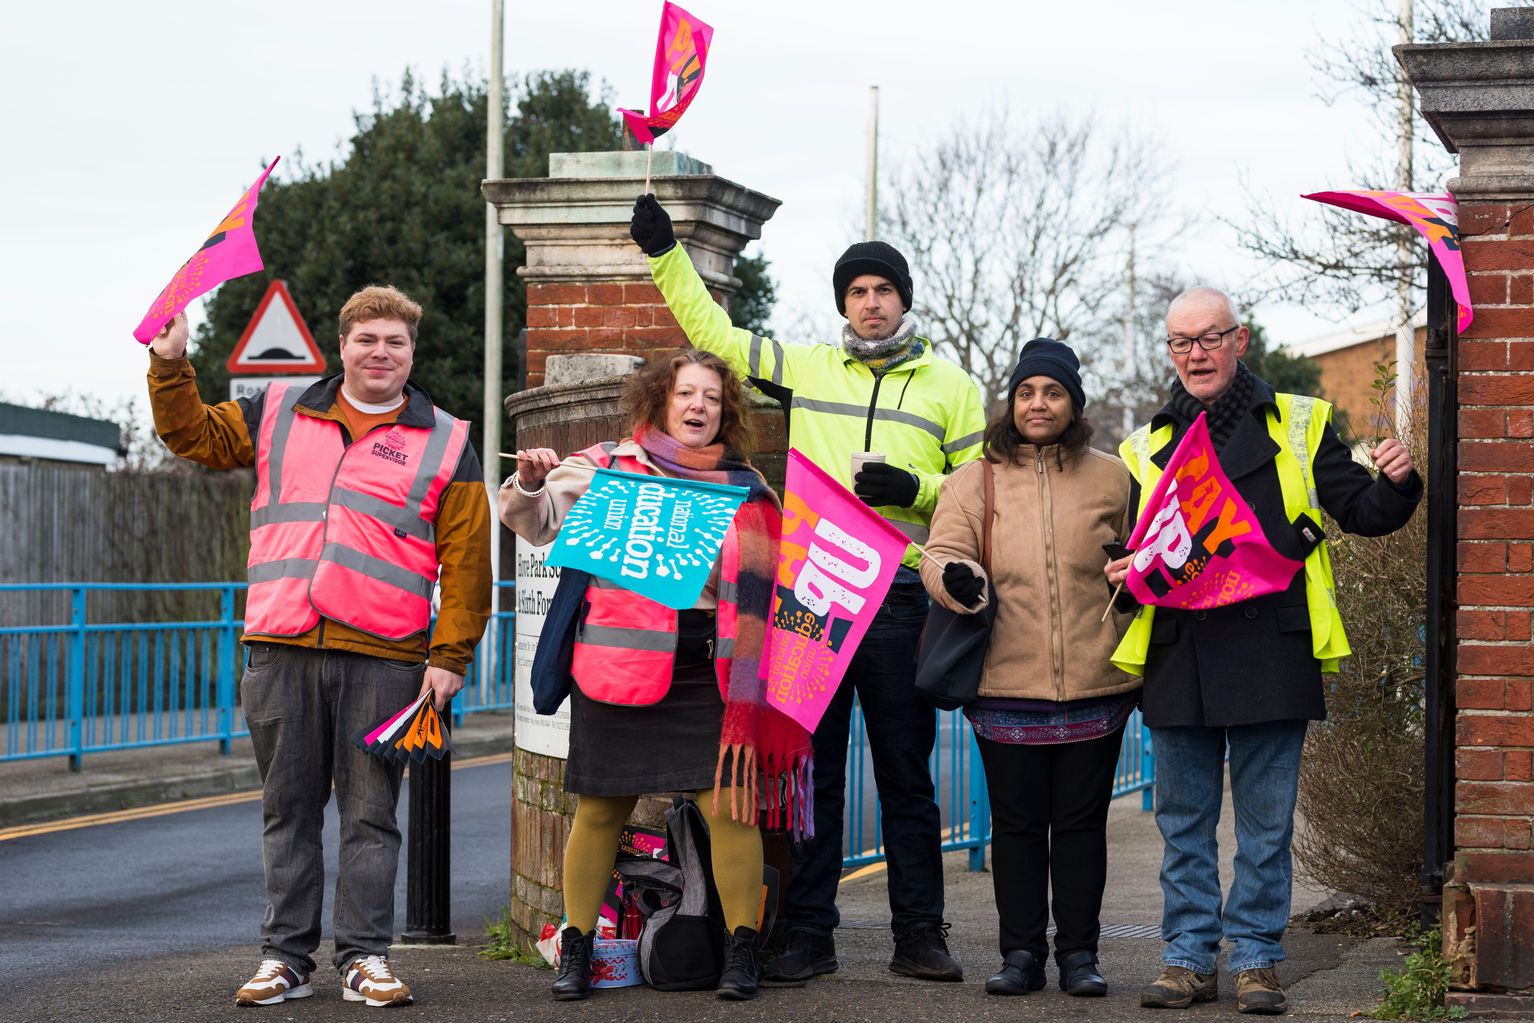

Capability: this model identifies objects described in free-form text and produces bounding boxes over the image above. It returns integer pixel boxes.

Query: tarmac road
[0,755,515,979]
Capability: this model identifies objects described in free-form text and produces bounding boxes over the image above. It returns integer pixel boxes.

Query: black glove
[942,562,985,608]
[854,461,920,508]
[629,194,676,256]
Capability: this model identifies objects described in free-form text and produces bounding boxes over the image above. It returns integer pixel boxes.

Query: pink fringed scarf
[636,427,815,838]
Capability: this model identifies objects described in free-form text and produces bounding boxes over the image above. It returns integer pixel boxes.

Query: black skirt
[563,612,726,796]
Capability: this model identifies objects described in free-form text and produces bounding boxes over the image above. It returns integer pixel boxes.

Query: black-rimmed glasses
[1165,324,1240,354]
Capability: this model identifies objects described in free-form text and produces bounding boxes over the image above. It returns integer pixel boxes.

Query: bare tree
[1233,0,1528,314]
[878,108,1175,404]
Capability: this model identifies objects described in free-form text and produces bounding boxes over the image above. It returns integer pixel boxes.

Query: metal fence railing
[0,582,520,770]
[1,582,1153,870]
[842,703,1154,873]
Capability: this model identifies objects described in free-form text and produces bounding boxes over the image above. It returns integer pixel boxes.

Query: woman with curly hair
[500,349,810,1003]
[919,338,1140,999]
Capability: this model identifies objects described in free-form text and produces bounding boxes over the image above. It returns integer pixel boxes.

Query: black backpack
[625,797,726,990]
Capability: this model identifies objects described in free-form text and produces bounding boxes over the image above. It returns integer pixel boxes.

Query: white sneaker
[342,955,414,1007]
[235,959,313,1006]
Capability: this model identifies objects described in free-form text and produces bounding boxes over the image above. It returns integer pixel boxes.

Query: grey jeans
[241,643,424,974]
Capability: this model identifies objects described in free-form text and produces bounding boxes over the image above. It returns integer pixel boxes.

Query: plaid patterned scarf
[841,316,926,375]
[635,427,815,837]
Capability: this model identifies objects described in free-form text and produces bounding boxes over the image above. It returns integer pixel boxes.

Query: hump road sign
[227,279,327,374]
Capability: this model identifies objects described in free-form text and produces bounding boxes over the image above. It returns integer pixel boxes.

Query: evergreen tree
[191,69,624,421]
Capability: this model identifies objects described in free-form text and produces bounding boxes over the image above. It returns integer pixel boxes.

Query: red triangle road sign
[227,280,327,374]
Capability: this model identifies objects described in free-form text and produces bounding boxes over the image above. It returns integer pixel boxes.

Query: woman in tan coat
[920,338,1140,999]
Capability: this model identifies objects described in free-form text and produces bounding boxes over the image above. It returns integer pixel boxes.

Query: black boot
[890,921,964,982]
[551,927,595,1001]
[762,931,837,984]
[718,926,762,1001]
[1057,949,1107,997]
[985,949,1046,995]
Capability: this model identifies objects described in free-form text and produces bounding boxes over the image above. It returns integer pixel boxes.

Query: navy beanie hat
[832,241,913,315]
[1006,337,1086,412]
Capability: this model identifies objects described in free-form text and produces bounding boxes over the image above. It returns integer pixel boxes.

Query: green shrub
[1372,926,1466,1020]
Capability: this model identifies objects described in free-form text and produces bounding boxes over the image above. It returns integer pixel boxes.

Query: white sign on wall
[514,537,571,758]
[230,376,321,402]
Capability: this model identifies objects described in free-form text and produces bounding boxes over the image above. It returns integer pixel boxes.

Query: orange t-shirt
[335,388,404,442]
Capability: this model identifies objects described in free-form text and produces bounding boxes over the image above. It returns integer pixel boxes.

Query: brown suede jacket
[147,353,491,674]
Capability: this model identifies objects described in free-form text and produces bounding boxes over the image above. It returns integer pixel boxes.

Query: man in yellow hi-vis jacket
[1104,287,1420,1015]
[631,195,985,984]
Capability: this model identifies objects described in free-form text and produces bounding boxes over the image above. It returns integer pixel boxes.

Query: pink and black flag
[1303,189,1474,333]
[133,158,281,343]
[618,2,713,145]
[765,450,911,734]
[1125,412,1303,609]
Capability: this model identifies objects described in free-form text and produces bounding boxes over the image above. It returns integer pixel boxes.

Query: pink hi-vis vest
[244,382,470,642]
[567,442,741,706]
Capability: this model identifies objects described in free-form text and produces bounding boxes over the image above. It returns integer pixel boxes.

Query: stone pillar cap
[1396,36,1534,195]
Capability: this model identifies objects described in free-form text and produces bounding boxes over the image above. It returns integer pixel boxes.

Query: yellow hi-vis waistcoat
[1109,393,1350,677]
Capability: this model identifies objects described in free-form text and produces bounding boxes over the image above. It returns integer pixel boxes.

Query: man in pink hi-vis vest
[145,287,490,1009]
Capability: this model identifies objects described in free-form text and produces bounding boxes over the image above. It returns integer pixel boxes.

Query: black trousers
[976,722,1126,964]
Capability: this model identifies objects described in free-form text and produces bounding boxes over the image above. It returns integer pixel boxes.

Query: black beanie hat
[1006,337,1086,413]
[832,241,913,315]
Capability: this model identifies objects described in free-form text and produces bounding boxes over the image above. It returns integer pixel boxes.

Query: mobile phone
[1101,541,1132,561]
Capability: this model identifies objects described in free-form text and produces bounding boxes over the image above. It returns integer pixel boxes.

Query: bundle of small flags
[352,693,454,763]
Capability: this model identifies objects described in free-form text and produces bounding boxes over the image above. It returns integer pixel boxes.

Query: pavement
[1,712,1403,1021]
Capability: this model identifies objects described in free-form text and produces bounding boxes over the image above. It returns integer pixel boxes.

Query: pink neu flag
[1125,412,1302,610]
[132,158,281,344]
[1303,189,1473,334]
[617,2,713,145]
[765,449,911,733]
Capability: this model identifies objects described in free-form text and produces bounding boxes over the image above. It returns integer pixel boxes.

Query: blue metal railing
[842,701,1154,872]
[0,582,521,770]
[1,582,1153,872]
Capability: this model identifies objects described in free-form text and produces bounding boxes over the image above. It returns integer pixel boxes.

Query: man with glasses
[1104,287,1420,1015]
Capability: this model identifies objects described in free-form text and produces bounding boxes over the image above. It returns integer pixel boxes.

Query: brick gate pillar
[481,152,783,947]
[484,151,781,388]
[1400,8,1534,1013]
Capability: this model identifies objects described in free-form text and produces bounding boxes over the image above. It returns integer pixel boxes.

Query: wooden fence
[0,461,252,629]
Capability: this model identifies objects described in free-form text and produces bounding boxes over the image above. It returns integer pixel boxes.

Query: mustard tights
[562,790,763,934]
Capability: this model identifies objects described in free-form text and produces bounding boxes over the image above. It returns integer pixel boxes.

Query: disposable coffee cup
[850,450,886,481]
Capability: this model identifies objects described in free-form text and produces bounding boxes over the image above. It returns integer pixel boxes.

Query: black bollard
[402,721,455,944]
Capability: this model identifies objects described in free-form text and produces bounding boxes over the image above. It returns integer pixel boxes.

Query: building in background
[1286,314,1428,439]
[0,403,122,469]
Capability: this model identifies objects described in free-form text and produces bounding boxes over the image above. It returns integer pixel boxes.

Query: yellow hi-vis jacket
[649,245,986,569]
[1109,392,1350,677]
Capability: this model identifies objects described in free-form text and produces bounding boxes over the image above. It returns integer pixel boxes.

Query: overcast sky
[1,0,1448,420]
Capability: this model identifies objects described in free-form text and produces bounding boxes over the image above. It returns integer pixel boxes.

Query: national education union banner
[133,158,282,343]
[1302,188,1473,333]
[617,1,714,144]
[765,449,911,733]
[545,468,749,610]
[1125,412,1302,609]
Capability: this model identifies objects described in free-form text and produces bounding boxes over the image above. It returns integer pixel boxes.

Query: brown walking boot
[1140,965,1218,1008]
[1236,967,1288,1014]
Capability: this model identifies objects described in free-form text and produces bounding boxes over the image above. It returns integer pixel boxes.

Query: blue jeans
[785,584,943,939]
[1150,721,1308,975]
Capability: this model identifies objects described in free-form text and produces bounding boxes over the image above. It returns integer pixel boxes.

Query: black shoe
[1057,949,1107,997]
[718,926,762,1000]
[762,931,838,984]
[985,949,1046,995]
[890,921,964,982]
[551,927,594,1001]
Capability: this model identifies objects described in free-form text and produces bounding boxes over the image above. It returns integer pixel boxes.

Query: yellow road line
[838,823,967,886]
[0,749,517,842]
[0,790,263,841]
